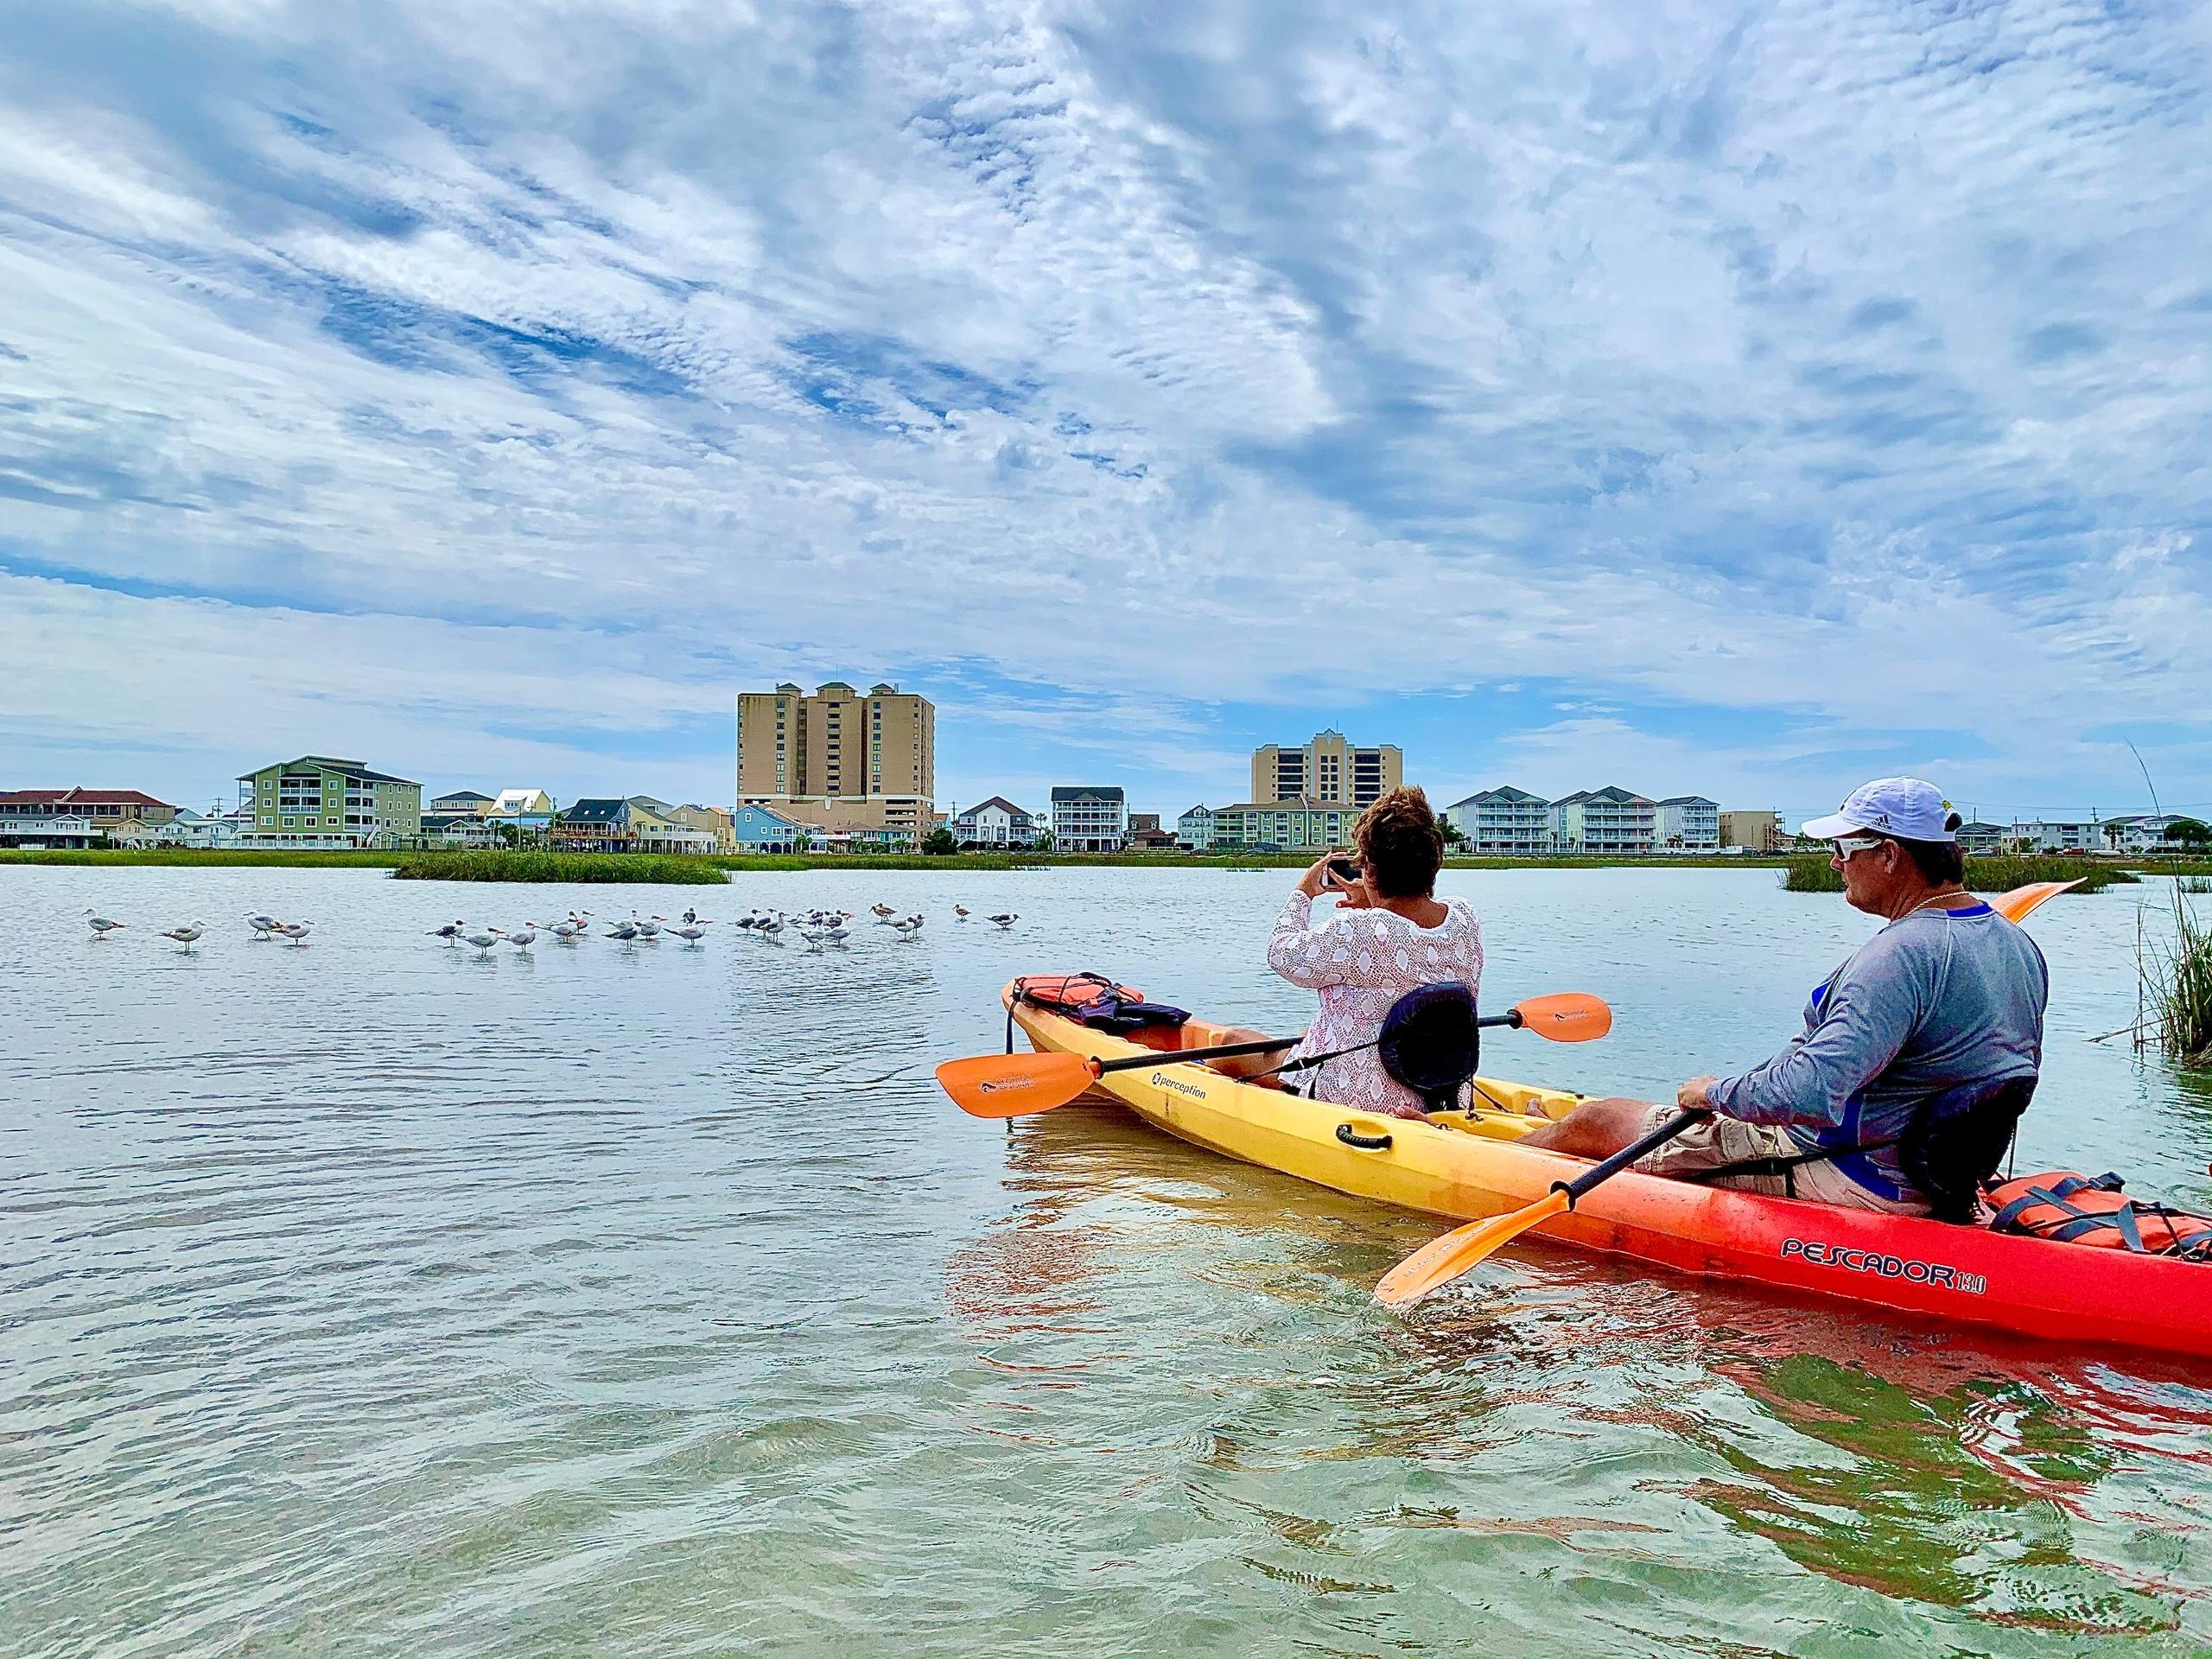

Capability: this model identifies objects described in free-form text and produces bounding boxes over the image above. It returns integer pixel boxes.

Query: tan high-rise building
[736,680,935,841]
[1250,730,1402,809]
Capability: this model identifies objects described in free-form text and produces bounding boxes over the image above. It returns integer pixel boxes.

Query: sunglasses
[1833,835,1889,859]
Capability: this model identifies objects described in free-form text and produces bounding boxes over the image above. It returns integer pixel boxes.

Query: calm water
[5,866,2211,1657]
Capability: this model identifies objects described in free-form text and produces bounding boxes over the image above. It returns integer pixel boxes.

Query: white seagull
[670,922,710,946]
[428,919,466,944]
[276,920,313,946]
[633,912,664,939]
[505,923,538,951]
[987,912,1018,929]
[604,918,639,941]
[85,908,126,938]
[246,912,283,938]
[463,926,504,956]
[159,922,207,951]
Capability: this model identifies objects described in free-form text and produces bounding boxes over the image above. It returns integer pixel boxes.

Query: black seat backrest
[1377,983,1480,1113]
[1900,1075,2036,1224]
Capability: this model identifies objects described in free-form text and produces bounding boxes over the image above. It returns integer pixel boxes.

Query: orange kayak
[1002,980,2212,1361]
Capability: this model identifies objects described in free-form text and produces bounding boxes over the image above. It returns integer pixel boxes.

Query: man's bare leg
[1518,1096,1653,1158]
[1201,1025,1287,1084]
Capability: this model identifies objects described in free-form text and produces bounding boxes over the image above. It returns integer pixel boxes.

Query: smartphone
[1326,855,1362,884]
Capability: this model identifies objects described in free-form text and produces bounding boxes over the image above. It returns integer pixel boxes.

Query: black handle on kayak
[1551,1109,1711,1206]
[1336,1122,1395,1151]
[1095,1036,1296,1075]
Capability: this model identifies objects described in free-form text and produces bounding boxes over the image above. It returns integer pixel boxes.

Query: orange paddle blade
[936,1051,1097,1118]
[1511,993,1612,1043]
[1992,880,2082,924]
[1376,1189,1573,1309]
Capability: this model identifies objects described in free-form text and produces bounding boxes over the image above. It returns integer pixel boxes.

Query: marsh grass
[2139,884,2212,1069]
[391,851,728,884]
[1782,855,2136,895]
[0,847,404,868]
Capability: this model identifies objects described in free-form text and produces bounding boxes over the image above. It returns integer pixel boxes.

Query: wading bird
[987,912,1018,930]
[506,924,538,952]
[276,921,313,946]
[246,912,283,938]
[85,909,125,939]
[159,922,206,951]
[463,926,503,956]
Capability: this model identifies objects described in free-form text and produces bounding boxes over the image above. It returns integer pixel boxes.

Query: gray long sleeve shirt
[1704,903,2049,1197]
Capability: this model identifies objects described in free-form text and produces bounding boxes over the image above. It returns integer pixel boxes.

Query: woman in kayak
[1521,777,2048,1217]
[1215,788,1483,1119]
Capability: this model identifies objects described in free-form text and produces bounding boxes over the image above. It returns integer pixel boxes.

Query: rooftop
[1216,798,1362,814]
[1051,785,1125,803]
[238,756,419,785]
[958,795,1032,818]
[0,786,178,809]
[562,798,628,824]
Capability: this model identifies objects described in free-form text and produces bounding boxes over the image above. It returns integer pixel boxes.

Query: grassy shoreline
[0,846,1803,876]
[1782,854,2150,894]
[10,845,2207,882]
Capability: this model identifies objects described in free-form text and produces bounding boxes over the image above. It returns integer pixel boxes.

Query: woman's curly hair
[1353,786,1444,899]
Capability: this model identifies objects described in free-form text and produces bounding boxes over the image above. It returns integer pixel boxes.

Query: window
[283,816,296,828]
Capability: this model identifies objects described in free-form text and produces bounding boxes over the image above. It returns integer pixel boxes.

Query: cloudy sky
[3,0,2208,824]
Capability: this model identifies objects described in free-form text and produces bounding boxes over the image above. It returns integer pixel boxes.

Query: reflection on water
[5,864,2212,1656]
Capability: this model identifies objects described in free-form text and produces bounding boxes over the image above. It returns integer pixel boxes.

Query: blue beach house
[731,804,808,853]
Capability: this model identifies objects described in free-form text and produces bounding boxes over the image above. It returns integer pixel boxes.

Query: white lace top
[1267,891,1485,1116]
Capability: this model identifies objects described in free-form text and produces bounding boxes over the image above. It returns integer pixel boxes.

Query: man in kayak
[1521,778,2049,1217]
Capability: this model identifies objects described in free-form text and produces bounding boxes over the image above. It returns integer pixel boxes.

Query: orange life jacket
[1012,972,1146,1013]
[1986,1171,2212,1259]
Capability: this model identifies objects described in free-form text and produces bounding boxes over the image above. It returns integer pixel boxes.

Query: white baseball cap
[1802,777,1960,842]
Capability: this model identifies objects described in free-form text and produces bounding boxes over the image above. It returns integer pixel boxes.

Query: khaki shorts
[1634,1104,1929,1216]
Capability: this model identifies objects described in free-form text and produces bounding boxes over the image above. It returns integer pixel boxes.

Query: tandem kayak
[1000,980,2212,1361]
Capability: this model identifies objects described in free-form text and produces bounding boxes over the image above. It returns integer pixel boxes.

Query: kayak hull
[1005,985,2212,1362]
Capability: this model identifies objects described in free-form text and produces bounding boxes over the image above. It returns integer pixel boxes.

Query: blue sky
[2,0,2209,826]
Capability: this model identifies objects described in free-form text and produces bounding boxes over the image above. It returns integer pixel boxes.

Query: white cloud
[0,0,2207,811]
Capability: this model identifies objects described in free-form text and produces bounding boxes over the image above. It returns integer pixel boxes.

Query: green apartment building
[237,756,423,846]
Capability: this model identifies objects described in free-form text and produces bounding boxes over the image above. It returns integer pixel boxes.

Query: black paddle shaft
[1095,1008,1529,1079]
[1095,1036,1296,1074]
[1554,1109,1712,1205]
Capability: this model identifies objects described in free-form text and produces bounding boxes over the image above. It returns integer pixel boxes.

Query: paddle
[1373,877,2084,1310]
[937,993,1613,1120]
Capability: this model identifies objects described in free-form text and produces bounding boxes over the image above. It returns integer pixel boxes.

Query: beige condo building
[735,679,935,845]
[1250,730,1402,810]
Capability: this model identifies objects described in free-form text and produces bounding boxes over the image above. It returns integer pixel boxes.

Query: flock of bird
[80,901,1019,953]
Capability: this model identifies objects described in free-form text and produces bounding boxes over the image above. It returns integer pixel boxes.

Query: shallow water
[4,865,2210,1656]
